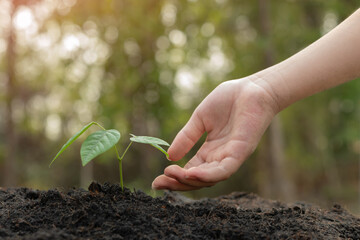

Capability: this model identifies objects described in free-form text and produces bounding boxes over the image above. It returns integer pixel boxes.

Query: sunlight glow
[46,114,62,141]
[169,29,187,47]
[161,3,177,27]
[175,66,202,91]
[175,69,196,90]
[62,34,80,52]
[14,7,34,30]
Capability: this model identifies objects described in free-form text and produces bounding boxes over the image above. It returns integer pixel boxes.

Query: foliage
[50,122,169,190]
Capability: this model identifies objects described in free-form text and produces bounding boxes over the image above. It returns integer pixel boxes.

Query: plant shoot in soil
[49,121,169,190]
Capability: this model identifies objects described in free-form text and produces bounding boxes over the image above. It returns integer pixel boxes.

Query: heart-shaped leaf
[130,134,169,158]
[50,122,96,167]
[81,129,121,166]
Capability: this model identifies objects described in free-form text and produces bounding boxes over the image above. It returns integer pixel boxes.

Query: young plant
[49,121,169,190]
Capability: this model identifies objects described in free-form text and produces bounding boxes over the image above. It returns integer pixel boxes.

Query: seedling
[49,121,169,190]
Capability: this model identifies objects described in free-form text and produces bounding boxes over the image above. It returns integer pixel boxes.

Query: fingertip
[151,176,161,189]
[167,144,184,161]
[164,164,184,178]
[152,182,161,190]
[166,155,173,161]
[151,175,170,190]
[152,174,201,191]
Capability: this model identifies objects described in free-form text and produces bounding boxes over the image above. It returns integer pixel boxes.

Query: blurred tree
[257,0,294,201]
[3,0,42,187]
[4,1,17,187]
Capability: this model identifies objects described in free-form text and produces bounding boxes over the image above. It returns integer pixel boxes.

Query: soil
[0,182,359,239]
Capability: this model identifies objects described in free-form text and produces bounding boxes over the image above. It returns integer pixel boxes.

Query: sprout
[49,122,169,190]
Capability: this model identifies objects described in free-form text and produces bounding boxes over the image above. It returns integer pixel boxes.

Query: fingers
[164,165,216,188]
[154,156,243,191]
[167,111,204,161]
[152,175,202,191]
[185,157,242,182]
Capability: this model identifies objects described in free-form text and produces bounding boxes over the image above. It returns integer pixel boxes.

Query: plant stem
[119,157,123,190]
[93,122,106,130]
[114,141,132,191]
[95,122,134,190]
[120,141,133,161]
[94,121,126,189]
[114,146,123,190]
[94,122,129,190]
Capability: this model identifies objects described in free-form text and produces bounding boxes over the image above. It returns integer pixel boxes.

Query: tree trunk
[257,0,294,201]
[3,4,17,187]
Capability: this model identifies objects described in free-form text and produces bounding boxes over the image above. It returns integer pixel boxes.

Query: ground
[0,182,359,239]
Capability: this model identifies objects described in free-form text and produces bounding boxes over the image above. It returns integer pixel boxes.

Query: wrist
[248,69,284,114]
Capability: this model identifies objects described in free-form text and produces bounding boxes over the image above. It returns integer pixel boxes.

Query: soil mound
[0,182,359,239]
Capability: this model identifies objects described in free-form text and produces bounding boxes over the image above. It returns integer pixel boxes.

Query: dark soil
[0,182,359,239]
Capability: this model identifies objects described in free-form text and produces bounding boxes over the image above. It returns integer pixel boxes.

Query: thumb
[167,111,204,161]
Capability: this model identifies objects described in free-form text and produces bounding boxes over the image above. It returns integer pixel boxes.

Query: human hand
[152,76,279,190]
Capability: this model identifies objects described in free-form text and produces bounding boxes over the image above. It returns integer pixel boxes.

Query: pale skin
[152,9,360,191]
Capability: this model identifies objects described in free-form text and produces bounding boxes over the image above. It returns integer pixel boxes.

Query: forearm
[254,8,360,112]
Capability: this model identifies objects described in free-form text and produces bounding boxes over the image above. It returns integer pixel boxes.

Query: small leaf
[130,134,170,146]
[50,122,96,167]
[130,134,169,158]
[81,129,121,166]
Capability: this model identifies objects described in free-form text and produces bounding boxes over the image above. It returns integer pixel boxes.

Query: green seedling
[49,121,169,190]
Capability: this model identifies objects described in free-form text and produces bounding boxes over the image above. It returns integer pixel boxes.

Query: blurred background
[0,0,359,214]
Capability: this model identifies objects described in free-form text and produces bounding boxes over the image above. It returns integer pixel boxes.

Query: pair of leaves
[80,132,169,166]
[50,122,169,167]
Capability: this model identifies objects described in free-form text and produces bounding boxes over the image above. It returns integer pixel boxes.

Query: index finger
[167,111,204,161]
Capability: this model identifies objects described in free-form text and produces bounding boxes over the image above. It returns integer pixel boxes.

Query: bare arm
[152,9,360,191]
[255,8,360,112]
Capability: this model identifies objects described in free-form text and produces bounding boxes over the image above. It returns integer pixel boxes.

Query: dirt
[0,182,359,239]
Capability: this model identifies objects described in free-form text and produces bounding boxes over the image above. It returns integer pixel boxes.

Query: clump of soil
[0,182,359,239]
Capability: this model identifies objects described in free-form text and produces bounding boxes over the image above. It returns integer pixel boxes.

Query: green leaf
[130,134,170,146]
[49,122,97,167]
[81,129,121,166]
[130,134,169,158]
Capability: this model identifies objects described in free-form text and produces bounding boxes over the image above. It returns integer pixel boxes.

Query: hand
[152,76,279,191]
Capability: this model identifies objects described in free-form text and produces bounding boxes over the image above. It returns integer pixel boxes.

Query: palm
[152,79,276,190]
